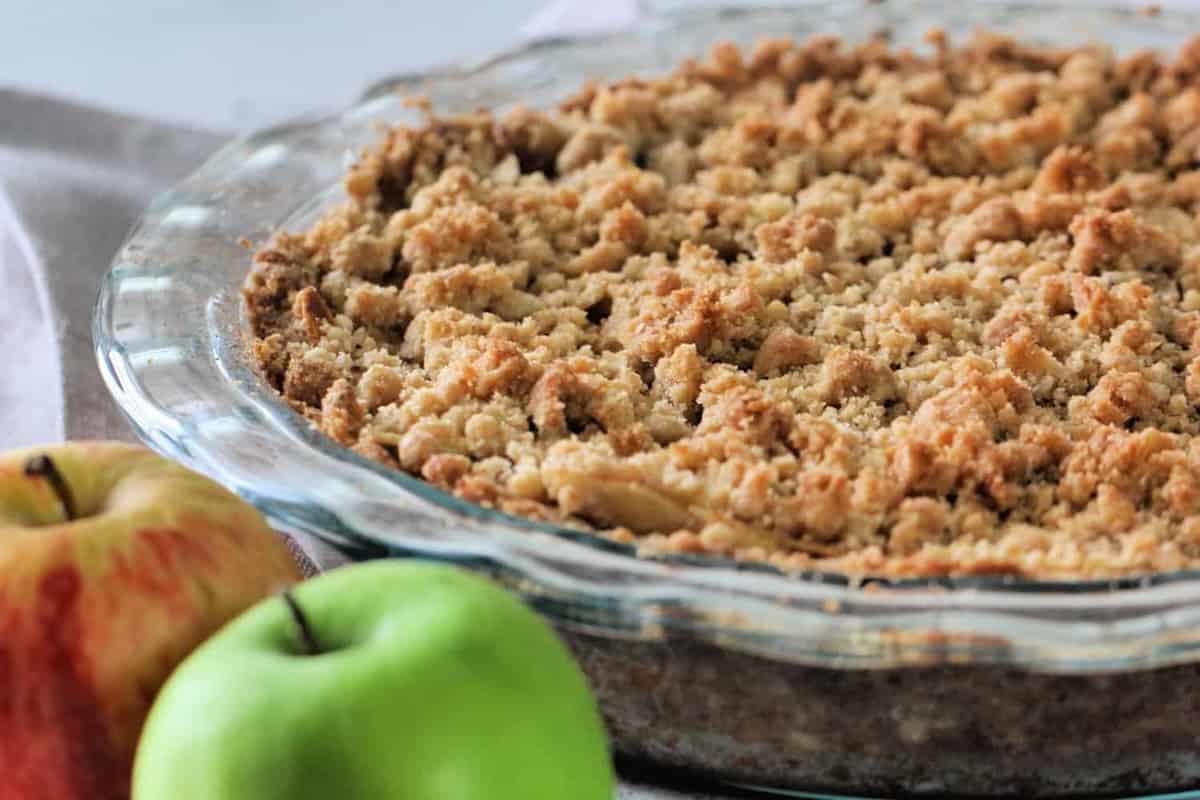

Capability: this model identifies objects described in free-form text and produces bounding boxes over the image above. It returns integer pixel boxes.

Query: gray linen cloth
[0,88,728,800]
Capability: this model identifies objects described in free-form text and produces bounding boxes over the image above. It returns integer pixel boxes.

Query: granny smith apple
[133,560,615,800]
[0,441,302,800]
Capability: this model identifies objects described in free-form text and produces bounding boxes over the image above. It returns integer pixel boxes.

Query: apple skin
[0,441,302,800]
[133,560,616,800]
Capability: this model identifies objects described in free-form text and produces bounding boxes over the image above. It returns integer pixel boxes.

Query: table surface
[3,0,546,132]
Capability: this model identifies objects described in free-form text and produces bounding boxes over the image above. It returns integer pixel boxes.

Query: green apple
[0,441,302,800]
[133,560,615,800]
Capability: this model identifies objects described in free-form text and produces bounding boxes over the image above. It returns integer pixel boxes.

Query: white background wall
[2,0,545,131]
[6,0,1200,133]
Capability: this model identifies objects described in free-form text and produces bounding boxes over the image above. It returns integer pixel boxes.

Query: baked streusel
[246,31,1200,578]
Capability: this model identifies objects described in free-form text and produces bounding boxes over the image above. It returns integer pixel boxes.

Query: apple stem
[23,454,78,521]
[281,591,322,656]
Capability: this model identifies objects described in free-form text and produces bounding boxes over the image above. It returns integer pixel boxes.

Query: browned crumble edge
[245,29,1200,579]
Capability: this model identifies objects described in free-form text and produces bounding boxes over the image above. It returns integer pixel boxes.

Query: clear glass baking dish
[95,1,1200,796]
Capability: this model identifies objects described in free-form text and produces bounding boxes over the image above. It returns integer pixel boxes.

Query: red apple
[0,442,302,800]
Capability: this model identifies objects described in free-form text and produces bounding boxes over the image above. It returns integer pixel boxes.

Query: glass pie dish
[95,1,1200,796]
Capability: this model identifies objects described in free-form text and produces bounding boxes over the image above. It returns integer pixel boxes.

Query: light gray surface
[3,0,545,132]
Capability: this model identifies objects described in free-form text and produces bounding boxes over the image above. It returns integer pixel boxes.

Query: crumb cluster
[246,30,1200,578]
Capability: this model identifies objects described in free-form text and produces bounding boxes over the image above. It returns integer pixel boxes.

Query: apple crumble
[245,30,1200,578]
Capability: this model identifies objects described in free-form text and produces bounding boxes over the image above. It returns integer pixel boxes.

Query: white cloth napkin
[0,186,62,447]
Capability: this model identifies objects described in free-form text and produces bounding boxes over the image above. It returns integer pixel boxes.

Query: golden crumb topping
[246,31,1200,578]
